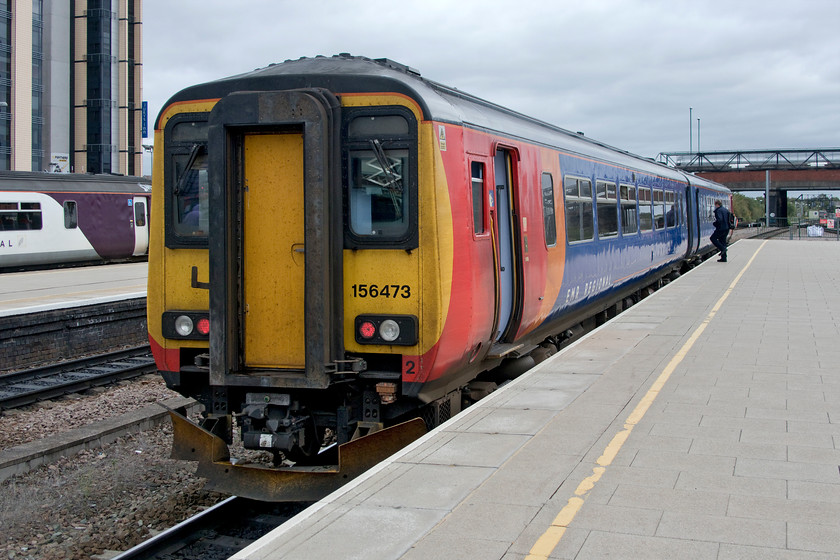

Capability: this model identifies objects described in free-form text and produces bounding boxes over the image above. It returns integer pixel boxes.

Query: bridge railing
[657,149,840,172]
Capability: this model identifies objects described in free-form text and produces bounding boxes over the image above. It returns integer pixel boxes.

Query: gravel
[0,375,227,560]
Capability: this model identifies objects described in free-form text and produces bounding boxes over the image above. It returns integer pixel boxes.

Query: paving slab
[233,240,840,560]
[0,261,147,316]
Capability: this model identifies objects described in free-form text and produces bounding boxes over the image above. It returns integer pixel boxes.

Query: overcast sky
[142,0,839,171]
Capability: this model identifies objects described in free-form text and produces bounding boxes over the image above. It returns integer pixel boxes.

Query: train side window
[64,201,78,229]
[665,191,676,227]
[564,176,594,243]
[0,202,12,230]
[639,187,653,231]
[620,184,638,235]
[675,192,683,226]
[0,202,42,231]
[653,189,665,229]
[471,162,486,235]
[22,203,42,230]
[596,180,618,238]
[541,172,557,246]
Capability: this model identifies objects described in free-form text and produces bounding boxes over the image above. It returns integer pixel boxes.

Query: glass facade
[126,0,136,175]
[86,0,114,174]
[0,0,10,171]
[32,0,43,171]
[0,1,138,174]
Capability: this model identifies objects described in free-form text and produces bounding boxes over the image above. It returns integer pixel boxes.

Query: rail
[0,345,156,410]
[112,497,310,560]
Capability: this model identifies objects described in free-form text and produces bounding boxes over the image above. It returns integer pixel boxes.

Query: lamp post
[142,144,154,177]
[689,107,692,153]
[697,118,700,153]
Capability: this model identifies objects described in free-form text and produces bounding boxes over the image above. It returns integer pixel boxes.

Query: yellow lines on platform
[526,241,768,560]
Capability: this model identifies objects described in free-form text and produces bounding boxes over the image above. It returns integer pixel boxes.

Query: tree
[732,193,763,222]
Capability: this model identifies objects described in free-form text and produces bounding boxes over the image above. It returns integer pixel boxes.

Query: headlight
[175,315,194,336]
[379,319,400,342]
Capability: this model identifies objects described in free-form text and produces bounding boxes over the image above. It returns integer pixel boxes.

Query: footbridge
[657,149,840,223]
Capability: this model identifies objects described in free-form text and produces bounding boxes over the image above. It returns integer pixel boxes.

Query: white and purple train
[0,171,151,270]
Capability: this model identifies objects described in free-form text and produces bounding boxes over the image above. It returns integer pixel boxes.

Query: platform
[234,239,840,560]
[0,262,148,371]
[0,261,147,317]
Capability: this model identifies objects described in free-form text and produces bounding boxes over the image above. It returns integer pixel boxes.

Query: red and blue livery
[147,54,730,500]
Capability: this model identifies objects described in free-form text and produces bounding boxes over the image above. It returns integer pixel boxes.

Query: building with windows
[0,0,142,175]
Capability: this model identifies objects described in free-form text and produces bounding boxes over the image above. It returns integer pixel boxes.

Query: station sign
[142,101,148,138]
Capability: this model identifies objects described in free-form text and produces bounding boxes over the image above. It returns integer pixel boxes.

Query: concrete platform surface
[235,239,840,560]
[0,261,147,316]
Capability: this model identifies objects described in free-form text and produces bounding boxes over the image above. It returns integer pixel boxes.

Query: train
[0,171,152,270]
[147,54,732,500]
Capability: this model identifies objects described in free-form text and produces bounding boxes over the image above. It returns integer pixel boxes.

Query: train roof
[0,171,151,194]
[161,54,721,188]
[683,172,732,194]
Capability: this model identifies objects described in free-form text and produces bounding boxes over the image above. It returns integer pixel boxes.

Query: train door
[492,148,519,341]
[242,132,306,369]
[692,187,704,254]
[684,187,697,257]
[132,197,149,256]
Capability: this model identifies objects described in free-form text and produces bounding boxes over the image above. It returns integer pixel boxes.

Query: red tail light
[359,321,377,339]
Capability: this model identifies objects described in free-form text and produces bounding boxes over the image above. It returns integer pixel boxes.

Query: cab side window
[164,114,210,248]
[344,108,418,249]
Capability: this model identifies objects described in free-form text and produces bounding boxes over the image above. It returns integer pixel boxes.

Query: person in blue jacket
[711,200,730,262]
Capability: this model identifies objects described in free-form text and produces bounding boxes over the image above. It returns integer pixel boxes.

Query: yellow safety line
[526,241,768,559]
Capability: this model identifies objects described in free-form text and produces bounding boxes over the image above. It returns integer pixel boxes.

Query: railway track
[0,345,156,410]
[113,497,311,560]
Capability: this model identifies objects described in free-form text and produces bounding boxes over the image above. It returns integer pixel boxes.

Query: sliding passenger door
[492,148,521,342]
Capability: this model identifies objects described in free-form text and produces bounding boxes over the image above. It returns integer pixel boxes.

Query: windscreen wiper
[174,143,206,195]
[369,139,402,190]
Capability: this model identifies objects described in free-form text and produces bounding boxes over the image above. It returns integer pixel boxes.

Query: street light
[142,144,154,177]
[689,107,692,153]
